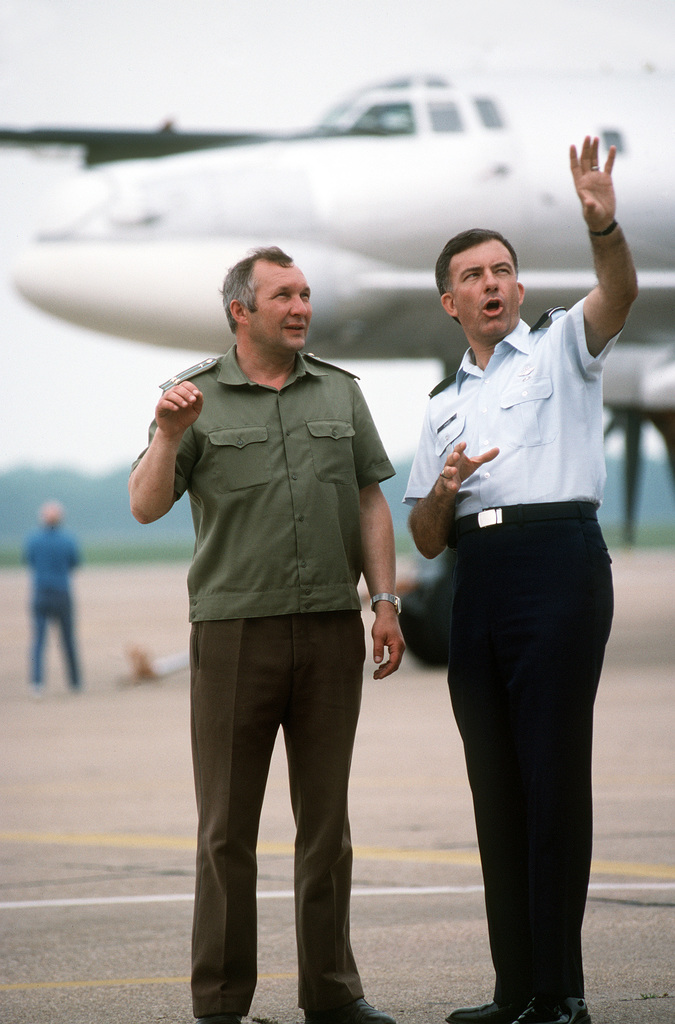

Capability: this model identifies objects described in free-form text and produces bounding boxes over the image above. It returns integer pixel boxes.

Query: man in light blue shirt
[24,501,82,694]
[405,301,611,518]
[405,138,638,1024]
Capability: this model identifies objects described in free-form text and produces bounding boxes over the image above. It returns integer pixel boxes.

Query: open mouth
[483,298,503,315]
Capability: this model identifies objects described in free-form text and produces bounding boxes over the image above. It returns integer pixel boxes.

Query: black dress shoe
[195,1015,243,1024]
[305,997,396,1024]
[446,1001,528,1024]
[514,997,590,1024]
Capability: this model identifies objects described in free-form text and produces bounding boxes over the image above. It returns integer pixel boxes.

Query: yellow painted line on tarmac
[589,858,675,880]
[0,831,480,864]
[0,830,196,851]
[0,972,295,993]
[1,831,674,880]
[354,845,481,867]
[354,847,675,879]
[0,976,190,992]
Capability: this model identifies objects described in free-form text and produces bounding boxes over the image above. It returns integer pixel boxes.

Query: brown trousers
[189,611,366,1018]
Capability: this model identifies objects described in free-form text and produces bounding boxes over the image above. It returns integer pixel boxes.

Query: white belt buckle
[477,507,503,528]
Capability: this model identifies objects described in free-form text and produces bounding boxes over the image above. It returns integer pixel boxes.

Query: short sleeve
[350,380,395,489]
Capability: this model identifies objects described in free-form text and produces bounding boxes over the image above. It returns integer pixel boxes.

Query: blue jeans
[31,588,81,689]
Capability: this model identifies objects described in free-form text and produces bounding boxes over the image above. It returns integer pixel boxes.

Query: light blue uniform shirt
[404,300,620,518]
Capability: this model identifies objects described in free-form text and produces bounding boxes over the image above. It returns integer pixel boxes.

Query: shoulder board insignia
[304,353,359,379]
[159,357,218,392]
[429,372,457,399]
[529,306,567,333]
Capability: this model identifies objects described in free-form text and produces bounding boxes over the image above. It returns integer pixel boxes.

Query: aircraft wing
[0,120,411,167]
[0,126,280,166]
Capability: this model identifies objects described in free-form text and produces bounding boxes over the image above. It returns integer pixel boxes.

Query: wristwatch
[370,592,401,614]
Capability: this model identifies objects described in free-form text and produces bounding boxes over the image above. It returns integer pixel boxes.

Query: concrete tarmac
[1,550,673,1024]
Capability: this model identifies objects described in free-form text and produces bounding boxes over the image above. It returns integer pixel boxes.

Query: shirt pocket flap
[208,426,268,448]
[434,412,465,457]
[500,377,553,410]
[306,420,355,441]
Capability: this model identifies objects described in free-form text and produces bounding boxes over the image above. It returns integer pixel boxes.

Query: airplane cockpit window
[602,129,625,154]
[349,103,415,135]
[473,98,504,129]
[428,102,464,132]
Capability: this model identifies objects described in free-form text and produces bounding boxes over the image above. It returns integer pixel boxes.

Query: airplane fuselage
[8,73,675,387]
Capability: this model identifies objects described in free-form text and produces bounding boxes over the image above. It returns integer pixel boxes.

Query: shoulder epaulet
[429,372,457,399]
[304,353,359,379]
[159,357,219,392]
[529,306,567,333]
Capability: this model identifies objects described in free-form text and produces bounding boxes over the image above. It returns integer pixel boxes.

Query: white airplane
[2,73,674,543]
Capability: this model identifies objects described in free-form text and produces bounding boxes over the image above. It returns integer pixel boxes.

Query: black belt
[455,501,598,539]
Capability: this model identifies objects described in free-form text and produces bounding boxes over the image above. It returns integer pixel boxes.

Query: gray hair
[221,245,295,332]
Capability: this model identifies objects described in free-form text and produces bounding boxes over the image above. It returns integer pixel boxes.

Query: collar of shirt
[215,346,329,388]
[456,319,532,392]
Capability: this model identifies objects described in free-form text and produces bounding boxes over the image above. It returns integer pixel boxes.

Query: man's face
[241,260,312,358]
[441,240,524,349]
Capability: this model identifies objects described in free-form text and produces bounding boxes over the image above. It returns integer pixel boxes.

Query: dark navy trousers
[448,516,613,1003]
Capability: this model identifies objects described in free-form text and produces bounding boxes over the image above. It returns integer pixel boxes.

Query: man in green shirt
[130,246,405,1024]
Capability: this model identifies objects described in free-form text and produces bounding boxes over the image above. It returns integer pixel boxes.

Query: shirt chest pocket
[434,413,465,458]
[499,377,556,447]
[306,420,356,484]
[207,426,271,490]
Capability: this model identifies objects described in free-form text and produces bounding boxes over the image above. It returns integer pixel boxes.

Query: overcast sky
[1,0,673,473]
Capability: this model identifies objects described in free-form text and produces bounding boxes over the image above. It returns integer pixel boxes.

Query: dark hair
[221,245,294,332]
[434,228,519,296]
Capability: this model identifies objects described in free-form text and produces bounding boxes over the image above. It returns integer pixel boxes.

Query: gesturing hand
[155,381,204,439]
[437,441,500,496]
[570,135,617,233]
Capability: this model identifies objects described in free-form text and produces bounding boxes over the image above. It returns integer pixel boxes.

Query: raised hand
[155,381,203,439]
[570,135,617,233]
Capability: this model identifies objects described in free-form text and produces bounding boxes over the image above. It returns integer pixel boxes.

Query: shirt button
[291,473,298,480]
[522,390,528,396]
[286,430,291,436]
[236,438,244,446]
[297,515,305,522]
[484,472,491,479]
[300,560,307,568]
[331,429,338,437]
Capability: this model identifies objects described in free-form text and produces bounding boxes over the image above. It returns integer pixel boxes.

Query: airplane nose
[12,239,252,348]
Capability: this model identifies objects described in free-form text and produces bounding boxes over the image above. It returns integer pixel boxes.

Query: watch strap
[370,592,401,614]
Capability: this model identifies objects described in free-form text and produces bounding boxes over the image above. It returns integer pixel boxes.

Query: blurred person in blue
[24,500,82,695]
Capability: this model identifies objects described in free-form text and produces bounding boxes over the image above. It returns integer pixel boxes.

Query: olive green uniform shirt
[135,347,395,622]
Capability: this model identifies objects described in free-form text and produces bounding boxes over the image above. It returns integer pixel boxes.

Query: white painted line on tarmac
[1,881,674,911]
[0,893,197,910]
